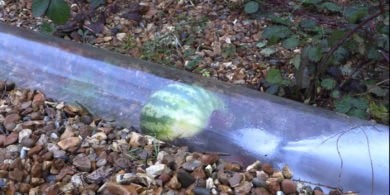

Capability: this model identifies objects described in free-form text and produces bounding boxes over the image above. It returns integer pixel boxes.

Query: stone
[0,135,5,146]
[114,157,132,169]
[86,166,113,183]
[177,170,195,188]
[246,160,261,171]
[21,137,35,147]
[104,182,137,194]
[252,177,267,188]
[252,187,271,195]
[32,92,45,108]
[229,172,243,187]
[73,155,92,172]
[60,126,75,140]
[5,132,18,146]
[261,163,274,175]
[191,166,206,180]
[57,136,81,150]
[166,175,181,190]
[224,162,241,172]
[281,179,297,194]
[271,171,284,182]
[200,153,219,165]
[18,128,32,143]
[116,32,127,41]
[103,36,112,42]
[282,165,293,179]
[31,162,42,177]
[235,181,253,194]
[56,166,75,181]
[8,169,24,182]
[19,183,31,193]
[59,182,74,193]
[28,144,43,156]
[4,113,20,131]
[193,187,210,195]
[182,160,202,171]
[129,132,147,147]
[267,178,280,194]
[31,177,45,186]
[146,164,170,178]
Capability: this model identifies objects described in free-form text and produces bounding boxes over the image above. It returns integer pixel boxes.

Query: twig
[375,79,390,86]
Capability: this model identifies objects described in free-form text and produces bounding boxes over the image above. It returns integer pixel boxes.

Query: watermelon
[140,83,225,141]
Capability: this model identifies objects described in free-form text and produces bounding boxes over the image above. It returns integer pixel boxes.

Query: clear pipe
[0,23,388,194]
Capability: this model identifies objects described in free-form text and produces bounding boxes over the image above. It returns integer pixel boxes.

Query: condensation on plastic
[0,23,389,194]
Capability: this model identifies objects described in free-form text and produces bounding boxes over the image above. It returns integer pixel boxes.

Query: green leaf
[321,78,336,90]
[319,2,342,13]
[350,97,368,110]
[299,19,317,31]
[367,47,381,60]
[90,0,105,9]
[260,47,277,57]
[262,25,292,43]
[39,22,56,35]
[333,47,349,64]
[369,102,389,124]
[347,108,368,119]
[344,6,368,24]
[290,54,301,69]
[256,41,267,48]
[303,45,322,62]
[266,69,283,85]
[32,0,50,17]
[335,96,352,113]
[267,14,290,26]
[301,0,322,5]
[282,37,300,49]
[46,0,70,24]
[244,1,259,14]
[331,90,341,98]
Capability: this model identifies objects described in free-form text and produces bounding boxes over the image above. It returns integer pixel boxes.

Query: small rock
[193,187,210,195]
[31,177,45,186]
[271,171,284,182]
[5,132,19,146]
[229,172,243,187]
[252,177,267,188]
[29,187,40,194]
[200,153,219,165]
[252,187,271,195]
[0,135,5,146]
[96,158,107,167]
[60,126,75,140]
[104,182,137,194]
[235,181,253,194]
[267,178,280,194]
[71,173,84,187]
[92,132,107,141]
[18,129,32,143]
[281,179,297,194]
[182,160,202,171]
[73,155,92,172]
[261,163,274,175]
[36,134,48,145]
[246,160,261,171]
[177,170,195,188]
[8,169,24,182]
[166,174,181,190]
[28,144,43,156]
[218,185,233,194]
[103,36,112,42]
[224,162,241,172]
[129,132,147,147]
[146,164,171,178]
[282,165,293,179]
[57,136,81,150]
[4,113,20,131]
[59,182,74,193]
[19,183,31,193]
[32,92,45,108]
[31,162,42,177]
[114,157,131,169]
[21,137,35,147]
[86,166,113,183]
[56,166,75,181]
[116,32,127,41]
[191,166,206,180]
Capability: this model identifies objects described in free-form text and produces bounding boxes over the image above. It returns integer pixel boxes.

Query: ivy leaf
[303,45,322,62]
[266,69,283,85]
[289,54,301,69]
[32,0,50,17]
[267,14,290,26]
[46,0,70,24]
[260,47,277,57]
[319,2,342,13]
[335,96,352,113]
[347,108,368,119]
[321,78,336,90]
[369,102,389,124]
[262,25,292,43]
[299,19,317,31]
[282,37,300,49]
[244,1,260,14]
[39,22,56,35]
[256,41,267,48]
[333,47,349,64]
[344,5,368,24]
[350,97,368,110]
[301,0,322,5]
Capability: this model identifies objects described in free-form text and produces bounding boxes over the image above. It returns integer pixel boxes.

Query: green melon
[140,83,225,141]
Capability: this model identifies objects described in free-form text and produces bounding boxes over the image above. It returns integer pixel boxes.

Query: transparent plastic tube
[1,23,389,194]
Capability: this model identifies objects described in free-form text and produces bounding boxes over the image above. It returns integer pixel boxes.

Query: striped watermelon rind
[140,83,225,141]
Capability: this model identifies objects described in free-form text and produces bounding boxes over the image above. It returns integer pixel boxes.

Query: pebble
[57,136,81,150]
[182,159,202,171]
[146,164,171,178]
[103,36,112,42]
[282,165,293,179]
[18,128,32,143]
[176,170,195,188]
[229,172,243,187]
[281,179,297,194]
[116,32,127,41]
[73,155,92,172]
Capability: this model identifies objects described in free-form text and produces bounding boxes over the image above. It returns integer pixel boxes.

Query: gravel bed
[0,80,337,194]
